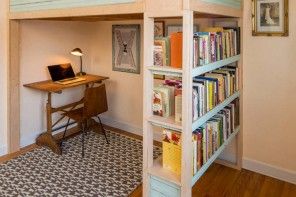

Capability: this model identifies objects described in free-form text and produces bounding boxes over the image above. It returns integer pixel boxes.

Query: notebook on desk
[48,63,86,85]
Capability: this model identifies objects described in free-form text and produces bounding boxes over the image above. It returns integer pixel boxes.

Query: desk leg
[36,92,62,154]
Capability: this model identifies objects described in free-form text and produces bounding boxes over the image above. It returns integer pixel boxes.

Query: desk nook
[7,0,243,196]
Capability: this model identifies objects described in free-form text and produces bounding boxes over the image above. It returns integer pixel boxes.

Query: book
[170,32,183,68]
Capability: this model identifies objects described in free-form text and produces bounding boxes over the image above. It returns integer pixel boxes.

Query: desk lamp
[71,48,86,76]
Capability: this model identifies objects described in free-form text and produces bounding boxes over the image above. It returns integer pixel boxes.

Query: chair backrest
[83,84,108,118]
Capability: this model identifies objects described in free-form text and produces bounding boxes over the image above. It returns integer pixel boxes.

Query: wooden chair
[62,84,109,157]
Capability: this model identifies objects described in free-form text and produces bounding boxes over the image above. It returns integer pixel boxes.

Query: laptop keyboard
[55,77,86,85]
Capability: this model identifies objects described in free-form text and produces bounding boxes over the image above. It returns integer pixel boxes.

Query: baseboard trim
[100,116,162,142]
[0,145,7,156]
[243,157,296,185]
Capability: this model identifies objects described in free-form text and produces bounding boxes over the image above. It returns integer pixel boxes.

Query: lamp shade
[71,48,83,56]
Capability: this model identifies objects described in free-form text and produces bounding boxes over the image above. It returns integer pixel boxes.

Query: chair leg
[97,116,109,144]
[61,118,71,147]
[82,121,86,158]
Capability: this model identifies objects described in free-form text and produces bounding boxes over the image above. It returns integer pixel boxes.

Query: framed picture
[166,24,199,36]
[154,21,165,37]
[252,0,289,36]
[112,25,140,74]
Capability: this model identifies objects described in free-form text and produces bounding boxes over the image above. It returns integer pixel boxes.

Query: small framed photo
[166,24,199,36]
[154,21,165,37]
[252,0,289,36]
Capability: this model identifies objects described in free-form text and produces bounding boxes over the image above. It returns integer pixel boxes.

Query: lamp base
[76,72,86,76]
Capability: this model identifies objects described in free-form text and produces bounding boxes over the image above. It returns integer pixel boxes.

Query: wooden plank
[192,55,240,77]
[190,0,242,18]
[148,157,181,186]
[8,20,20,153]
[23,74,109,93]
[147,116,182,132]
[181,8,194,197]
[10,0,136,12]
[142,13,154,197]
[145,0,183,17]
[201,0,241,9]
[9,2,144,19]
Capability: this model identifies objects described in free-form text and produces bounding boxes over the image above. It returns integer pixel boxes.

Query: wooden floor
[130,163,296,197]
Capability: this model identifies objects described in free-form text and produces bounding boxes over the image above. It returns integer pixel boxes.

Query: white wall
[20,20,93,147]
[88,20,144,136]
[0,0,8,155]
[242,0,296,184]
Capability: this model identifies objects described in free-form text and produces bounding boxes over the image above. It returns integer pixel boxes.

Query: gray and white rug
[0,130,162,197]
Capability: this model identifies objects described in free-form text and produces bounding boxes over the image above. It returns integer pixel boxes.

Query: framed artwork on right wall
[252,0,289,36]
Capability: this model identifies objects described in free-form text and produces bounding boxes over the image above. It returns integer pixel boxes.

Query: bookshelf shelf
[148,66,183,77]
[192,91,240,131]
[192,126,240,185]
[148,115,182,131]
[148,157,181,186]
[192,55,241,77]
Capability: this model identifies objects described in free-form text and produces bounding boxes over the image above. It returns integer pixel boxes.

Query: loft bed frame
[7,0,243,196]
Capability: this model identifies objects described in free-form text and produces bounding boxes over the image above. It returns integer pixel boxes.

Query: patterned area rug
[0,130,161,197]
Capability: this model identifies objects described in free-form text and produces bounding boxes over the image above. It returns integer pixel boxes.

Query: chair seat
[63,107,84,122]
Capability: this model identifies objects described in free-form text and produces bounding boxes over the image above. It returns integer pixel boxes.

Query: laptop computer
[48,63,86,85]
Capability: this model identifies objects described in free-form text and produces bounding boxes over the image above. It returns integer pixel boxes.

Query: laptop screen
[48,63,76,81]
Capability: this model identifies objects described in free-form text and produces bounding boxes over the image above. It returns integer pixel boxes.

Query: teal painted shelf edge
[192,91,240,131]
[192,126,240,186]
[192,55,240,77]
[10,0,136,12]
[201,0,241,9]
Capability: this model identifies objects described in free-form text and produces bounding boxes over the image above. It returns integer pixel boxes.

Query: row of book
[153,79,182,122]
[194,27,240,67]
[192,99,239,174]
[153,27,240,69]
[154,32,183,68]
[193,65,239,120]
[162,99,239,175]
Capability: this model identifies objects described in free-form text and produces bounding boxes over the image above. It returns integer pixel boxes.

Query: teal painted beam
[201,0,241,9]
[10,0,136,12]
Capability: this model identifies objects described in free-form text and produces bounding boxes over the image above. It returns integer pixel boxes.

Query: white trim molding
[100,115,162,142]
[0,145,7,156]
[243,157,296,185]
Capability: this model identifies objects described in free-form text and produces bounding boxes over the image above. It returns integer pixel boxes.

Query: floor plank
[130,164,296,197]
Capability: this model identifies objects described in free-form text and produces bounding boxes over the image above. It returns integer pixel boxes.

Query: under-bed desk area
[6,0,243,196]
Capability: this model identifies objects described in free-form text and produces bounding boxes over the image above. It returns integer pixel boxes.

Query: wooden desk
[24,74,109,154]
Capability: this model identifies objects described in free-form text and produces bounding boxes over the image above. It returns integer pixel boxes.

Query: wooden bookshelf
[143,0,243,197]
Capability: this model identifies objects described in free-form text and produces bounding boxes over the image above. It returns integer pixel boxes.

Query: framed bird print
[112,25,141,74]
[252,0,289,36]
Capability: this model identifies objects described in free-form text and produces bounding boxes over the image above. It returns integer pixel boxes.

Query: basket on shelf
[162,140,181,175]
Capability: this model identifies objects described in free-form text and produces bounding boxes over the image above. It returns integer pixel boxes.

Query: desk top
[23,74,109,93]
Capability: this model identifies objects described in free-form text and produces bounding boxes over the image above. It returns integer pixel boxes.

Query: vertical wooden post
[236,11,244,170]
[8,19,20,153]
[181,9,194,197]
[46,92,52,134]
[142,13,154,197]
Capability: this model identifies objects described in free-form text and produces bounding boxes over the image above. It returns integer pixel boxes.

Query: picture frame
[166,24,199,36]
[112,24,141,74]
[252,0,289,36]
[154,21,165,37]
